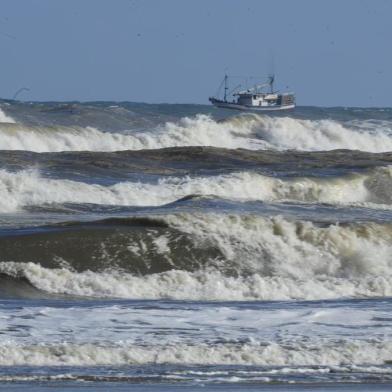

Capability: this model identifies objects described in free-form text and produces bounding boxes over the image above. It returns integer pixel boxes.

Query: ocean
[0,101,392,391]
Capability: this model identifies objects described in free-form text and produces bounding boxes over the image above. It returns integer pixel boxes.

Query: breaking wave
[0,114,392,152]
[2,166,392,212]
[0,108,15,124]
[0,340,391,367]
[2,213,392,300]
[247,115,392,152]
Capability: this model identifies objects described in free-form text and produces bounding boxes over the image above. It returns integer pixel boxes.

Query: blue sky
[0,0,390,106]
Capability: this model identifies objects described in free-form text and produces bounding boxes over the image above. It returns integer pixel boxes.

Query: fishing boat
[209,75,295,111]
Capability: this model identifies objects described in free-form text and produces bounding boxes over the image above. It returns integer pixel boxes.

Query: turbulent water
[1,101,392,389]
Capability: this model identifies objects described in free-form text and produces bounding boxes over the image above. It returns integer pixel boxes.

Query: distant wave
[0,114,392,152]
[1,213,392,301]
[2,167,392,212]
[0,116,262,152]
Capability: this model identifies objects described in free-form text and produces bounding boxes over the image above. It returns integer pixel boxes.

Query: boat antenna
[268,74,275,93]
[267,48,275,93]
[223,74,228,101]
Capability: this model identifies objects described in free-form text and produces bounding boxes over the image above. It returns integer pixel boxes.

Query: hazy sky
[0,0,390,106]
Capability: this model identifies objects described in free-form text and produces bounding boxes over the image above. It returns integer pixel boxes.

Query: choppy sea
[0,101,392,391]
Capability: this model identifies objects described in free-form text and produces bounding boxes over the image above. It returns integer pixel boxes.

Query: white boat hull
[209,98,295,112]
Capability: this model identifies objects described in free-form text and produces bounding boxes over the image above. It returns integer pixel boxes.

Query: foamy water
[0,299,391,368]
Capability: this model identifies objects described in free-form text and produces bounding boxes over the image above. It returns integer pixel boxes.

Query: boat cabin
[236,93,279,107]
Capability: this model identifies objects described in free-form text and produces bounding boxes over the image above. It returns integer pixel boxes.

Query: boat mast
[224,74,228,101]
